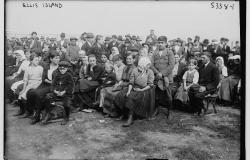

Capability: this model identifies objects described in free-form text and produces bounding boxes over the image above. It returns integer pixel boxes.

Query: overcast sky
[6,1,240,42]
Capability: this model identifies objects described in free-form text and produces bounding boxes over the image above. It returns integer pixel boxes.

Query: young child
[93,62,116,107]
[79,55,89,79]
[42,61,74,125]
[174,59,199,104]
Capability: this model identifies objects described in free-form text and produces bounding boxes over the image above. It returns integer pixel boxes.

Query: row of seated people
[5,44,241,127]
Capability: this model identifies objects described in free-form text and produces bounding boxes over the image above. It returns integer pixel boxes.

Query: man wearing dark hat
[49,38,58,52]
[151,36,175,110]
[130,35,140,50]
[107,35,119,53]
[202,39,210,52]
[42,61,74,125]
[90,35,106,63]
[30,31,42,54]
[81,33,94,55]
[66,37,80,64]
[188,52,220,115]
[120,38,131,64]
[57,32,68,49]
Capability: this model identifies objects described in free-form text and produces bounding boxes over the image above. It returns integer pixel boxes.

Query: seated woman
[100,52,109,68]
[218,55,241,105]
[25,51,60,124]
[6,50,30,102]
[93,62,116,107]
[174,59,199,105]
[42,61,74,125]
[78,54,104,109]
[114,56,155,127]
[101,54,135,117]
[15,53,43,119]
[215,56,228,80]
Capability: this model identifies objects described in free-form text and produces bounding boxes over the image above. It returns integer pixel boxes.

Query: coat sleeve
[65,74,74,94]
[150,54,160,75]
[206,65,220,90]
[147,69,155,86]
[91,65,104,81]
[166,50,175,75]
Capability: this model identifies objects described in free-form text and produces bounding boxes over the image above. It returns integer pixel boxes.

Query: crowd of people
[5,29,242,127]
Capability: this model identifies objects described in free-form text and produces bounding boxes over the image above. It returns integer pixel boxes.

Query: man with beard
[188,52,220,115]
[151,36,175,112]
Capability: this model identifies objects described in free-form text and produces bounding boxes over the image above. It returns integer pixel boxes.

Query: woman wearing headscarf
[114,56,155,127]
[6,50,30,102]
[215,56,228,80]
[109,47,119,62]
[217,55,241,105]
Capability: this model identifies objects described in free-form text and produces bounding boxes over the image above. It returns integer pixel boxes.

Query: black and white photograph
[4,0,245,159]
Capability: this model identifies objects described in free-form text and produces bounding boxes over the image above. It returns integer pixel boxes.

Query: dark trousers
[188,88,216,113]
[44,93,71,118]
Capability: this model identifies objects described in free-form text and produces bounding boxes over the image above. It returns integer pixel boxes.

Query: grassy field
[5,104,241,160]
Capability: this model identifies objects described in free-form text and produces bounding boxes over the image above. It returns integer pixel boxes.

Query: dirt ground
[5,103,241,160]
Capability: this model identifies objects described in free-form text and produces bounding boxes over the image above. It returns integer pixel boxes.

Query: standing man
[146,29,157,45]
[30,32,42,54]
[57,32,68,49]
[81,33,94,55]
[151,36,175,110]
[66,37,80,66]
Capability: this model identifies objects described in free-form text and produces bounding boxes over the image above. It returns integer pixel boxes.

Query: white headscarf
[109,47,119,61]
[14,50,26,61]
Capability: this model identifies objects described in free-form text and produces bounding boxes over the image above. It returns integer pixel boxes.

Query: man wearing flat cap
[107,35,119,53]
[57,32,68,49]
[81,33,94,55]
[30,31,42,54]
[90,35,106,63]
[151,36,175,110]
[49,38,58,52]
[120,38,131,64]
[66,37,80,65]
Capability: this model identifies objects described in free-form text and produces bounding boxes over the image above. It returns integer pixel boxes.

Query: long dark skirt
[218,75,240,102]
[26,83,51,111]
[79,79,99,92]
[102,86,120,117]
[114,87,155,118]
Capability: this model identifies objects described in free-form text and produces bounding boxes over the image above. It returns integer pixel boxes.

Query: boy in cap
[42,61,74,125]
